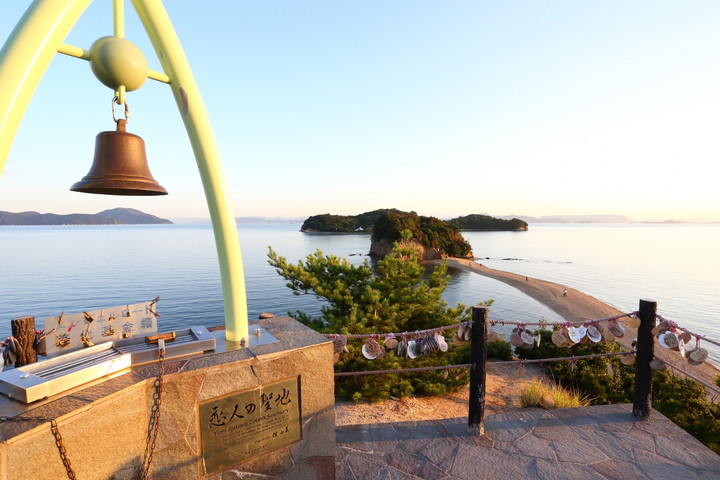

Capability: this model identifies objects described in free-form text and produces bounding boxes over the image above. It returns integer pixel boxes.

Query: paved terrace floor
[335,404,720,480]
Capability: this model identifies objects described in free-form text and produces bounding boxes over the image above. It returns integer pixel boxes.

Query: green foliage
[372,211,473,258]
[300,209,408,232]
[268,239,472,401]
[300,213,357,232]
[516,329,720,454]
[487,338,514,360]
[448,214,529,231]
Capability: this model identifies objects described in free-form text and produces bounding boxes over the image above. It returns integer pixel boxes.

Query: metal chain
[1,345,167,480]
[140,349,165,480]
[51,419,79,480]
[0,416,77,479]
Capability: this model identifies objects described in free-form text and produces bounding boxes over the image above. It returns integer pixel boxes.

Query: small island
[370,211,473,260]
[448,214,528,231]
[300,209,476,260]
[301,209,528,233]
[0,207,172,225]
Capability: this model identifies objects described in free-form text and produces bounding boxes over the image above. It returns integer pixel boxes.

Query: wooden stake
[11,316,37,367]
[468,306,488,435]
[633,299,657,418]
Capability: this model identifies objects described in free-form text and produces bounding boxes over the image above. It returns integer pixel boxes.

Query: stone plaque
[198,376,302,474]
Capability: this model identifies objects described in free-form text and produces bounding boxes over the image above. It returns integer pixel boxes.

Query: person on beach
[562,288,567,297]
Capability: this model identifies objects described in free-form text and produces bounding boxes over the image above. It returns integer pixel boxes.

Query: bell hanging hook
[111,96,130,129]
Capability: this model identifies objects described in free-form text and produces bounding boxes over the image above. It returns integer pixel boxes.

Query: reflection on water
[0,223,717,365]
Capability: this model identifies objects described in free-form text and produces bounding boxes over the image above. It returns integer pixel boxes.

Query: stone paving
[335,404,720,479]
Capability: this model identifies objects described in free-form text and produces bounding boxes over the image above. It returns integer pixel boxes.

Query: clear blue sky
[1,1,719,222]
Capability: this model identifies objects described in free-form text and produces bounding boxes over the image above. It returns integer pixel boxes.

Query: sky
[1,1,719,223]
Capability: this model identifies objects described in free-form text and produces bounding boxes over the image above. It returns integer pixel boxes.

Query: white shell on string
[606,362,614,377]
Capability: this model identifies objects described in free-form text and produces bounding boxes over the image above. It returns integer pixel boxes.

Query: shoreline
[429,257,720,390]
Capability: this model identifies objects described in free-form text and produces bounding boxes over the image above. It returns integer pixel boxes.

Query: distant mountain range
[498,214,636,223]
[0,208,172,225]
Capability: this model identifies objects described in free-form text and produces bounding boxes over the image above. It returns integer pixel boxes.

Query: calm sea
[0,223,718,366]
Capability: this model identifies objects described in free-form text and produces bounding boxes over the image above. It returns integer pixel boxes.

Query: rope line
[656,314,720,348]
[333,351,635,376]
[662,360,720,398]
[324,311,638,340]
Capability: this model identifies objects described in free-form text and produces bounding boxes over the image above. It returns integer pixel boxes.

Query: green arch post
[0,0,249,342]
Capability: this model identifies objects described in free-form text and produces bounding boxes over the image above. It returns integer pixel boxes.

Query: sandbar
[429,257,720,393]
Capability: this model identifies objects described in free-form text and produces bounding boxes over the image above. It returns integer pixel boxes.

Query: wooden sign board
[41,300,159,358]
[198,377,302,474]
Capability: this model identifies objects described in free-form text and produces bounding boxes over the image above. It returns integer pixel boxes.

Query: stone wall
[0,316,335,479]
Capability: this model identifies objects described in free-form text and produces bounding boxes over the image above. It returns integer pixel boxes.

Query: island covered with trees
[301,209,527,233]
[448,214,528,231]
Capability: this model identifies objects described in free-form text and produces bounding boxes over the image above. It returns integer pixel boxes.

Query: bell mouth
[70,176,168,195]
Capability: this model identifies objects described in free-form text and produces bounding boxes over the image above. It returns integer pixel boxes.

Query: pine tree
[268,231,472,401]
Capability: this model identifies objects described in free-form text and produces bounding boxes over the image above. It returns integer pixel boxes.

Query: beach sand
[335,259,719,425]
[440,258,720,396]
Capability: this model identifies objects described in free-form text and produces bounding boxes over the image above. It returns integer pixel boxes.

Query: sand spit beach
[336,259,719,426]
[438,258,720,395]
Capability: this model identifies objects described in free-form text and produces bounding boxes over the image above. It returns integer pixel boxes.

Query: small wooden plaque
[198,377,302,474]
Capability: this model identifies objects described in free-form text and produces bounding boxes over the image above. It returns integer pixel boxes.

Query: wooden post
[468,306,488,435]
[633,299,656,418]
[11,316,37,367]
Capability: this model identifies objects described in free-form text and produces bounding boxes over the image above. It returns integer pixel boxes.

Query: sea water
[0,223,717,365]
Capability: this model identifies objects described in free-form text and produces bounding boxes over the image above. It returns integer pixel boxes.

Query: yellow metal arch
[0,0,249,342]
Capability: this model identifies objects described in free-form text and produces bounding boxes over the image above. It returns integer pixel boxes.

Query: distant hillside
[98,208,172,224]
[236,216,305,224]
[499,214,635,223]
[0,208,172,225]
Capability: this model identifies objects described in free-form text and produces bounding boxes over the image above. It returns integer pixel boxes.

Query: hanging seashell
[362,338,385,359]
[586,325,602,343]
[551,329,569,348]
[486,330,499,343]
[383,334,398,349]
[520,329,534,345]
[650,358,666,370]
[535,333,541,347]
[568,361,575,373]
[435,333,449,352]
[687,347,708,366]
[626,315,640,329]
[620,353,636,366]
[606,362,614,377]
[332,336,348,356]
[516,364,526,378]
[442,369,449,379]
[397,338,408,357]
[462,323,473,342]
[608,321,625,338]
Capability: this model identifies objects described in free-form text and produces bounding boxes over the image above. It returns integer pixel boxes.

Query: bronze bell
[71,120,167,195]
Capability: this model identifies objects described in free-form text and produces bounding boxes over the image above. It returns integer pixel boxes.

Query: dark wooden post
[11,316,37,367]
[633,299,656,418]
[468,306,488,435]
